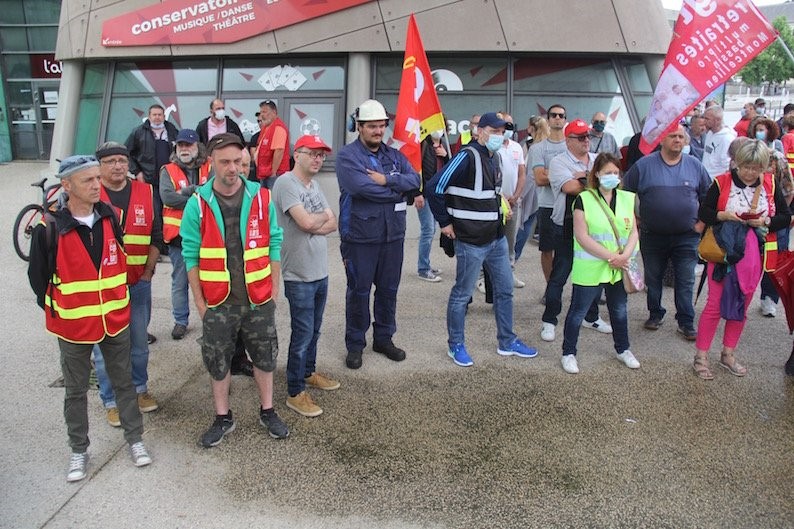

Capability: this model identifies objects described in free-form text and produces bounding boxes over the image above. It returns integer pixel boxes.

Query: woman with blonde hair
[515,117,550,260]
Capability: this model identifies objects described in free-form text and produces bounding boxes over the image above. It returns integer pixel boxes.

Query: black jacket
[125,119,179,180]
[28,201,124,310]
[195,116,244,145]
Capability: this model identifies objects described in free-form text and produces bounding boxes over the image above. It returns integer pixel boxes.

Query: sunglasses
[569,135,590,142]
[593,120,606,125]
[549,112,566,119]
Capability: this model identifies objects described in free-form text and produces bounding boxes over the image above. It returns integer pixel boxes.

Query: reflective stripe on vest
[571,189,636,286]
[198,187,273,307]
[101,181,154,284]
[162,161,211,243]
[45,217,130,344]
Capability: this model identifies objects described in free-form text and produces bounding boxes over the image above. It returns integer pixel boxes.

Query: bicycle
[13,177,62,261]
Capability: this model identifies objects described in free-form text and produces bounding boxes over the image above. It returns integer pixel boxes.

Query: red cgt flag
[393,13,446,172]
[640,0,776,154]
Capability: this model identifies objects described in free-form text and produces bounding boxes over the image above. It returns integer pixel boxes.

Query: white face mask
[430,130,444,140]
[213,109,226,121]
[150,121,165,130]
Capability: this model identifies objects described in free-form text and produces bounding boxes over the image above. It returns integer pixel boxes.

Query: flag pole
[777,35,794,65]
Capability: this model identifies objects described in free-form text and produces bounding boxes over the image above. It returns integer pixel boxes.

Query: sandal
[719,353,747,377]
[693,355,714,380]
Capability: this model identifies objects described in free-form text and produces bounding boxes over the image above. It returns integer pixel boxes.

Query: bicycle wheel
[13,204,44,262]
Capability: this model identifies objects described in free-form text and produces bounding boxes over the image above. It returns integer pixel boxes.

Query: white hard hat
[356,99,388,122]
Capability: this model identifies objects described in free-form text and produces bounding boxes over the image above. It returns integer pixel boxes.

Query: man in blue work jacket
[336,99,421,369]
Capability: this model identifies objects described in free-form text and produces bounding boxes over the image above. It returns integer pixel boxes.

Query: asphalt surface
[1,161,792,529]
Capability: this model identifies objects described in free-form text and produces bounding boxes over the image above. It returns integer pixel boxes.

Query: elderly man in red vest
[28,155,151,482]
[255,99,291,189]
[180,133,289,447]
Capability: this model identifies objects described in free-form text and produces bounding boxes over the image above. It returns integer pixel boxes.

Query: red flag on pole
[393,13,446,172]
[639,0,776,154]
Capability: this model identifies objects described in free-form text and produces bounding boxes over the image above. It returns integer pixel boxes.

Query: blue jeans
[514,211,537,262]
[284,278,328,396]
[640,230,699,328]
[542,224,600,326]
[760,226,789,303]
[448,236,516,349]
[562,282,629,356]
[93,280,151,408]
[416,204,436,274]
[168,244,190,326]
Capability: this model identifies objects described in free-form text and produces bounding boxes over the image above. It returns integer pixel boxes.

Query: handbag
[589,189,644,293]
[699,184,761,263]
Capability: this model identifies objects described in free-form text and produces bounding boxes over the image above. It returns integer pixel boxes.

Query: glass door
[8,79,58,159]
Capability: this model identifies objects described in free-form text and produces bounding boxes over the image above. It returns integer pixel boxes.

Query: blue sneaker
[497,338,538,358]
[448,343,473,367]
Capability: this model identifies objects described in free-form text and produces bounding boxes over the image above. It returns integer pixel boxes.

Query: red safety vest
[256,117,290,180]
[162,161,211,243]
[715,171,778,271]
[198,187,273,307]
[100,181,153,285]
[45,216,130,343]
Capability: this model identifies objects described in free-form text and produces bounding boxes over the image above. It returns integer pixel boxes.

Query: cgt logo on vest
[108,239,119,266]
[134,204,147,226]
[248,217,262,243]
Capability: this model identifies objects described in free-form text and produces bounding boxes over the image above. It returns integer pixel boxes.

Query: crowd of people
[26,95,794,483]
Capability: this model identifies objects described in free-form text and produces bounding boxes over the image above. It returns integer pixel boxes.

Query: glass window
[222,59,345,92]
[3,55,30,79]
[105,95,211,143]
[222,98,265,142]
[113,61,217,94]
[0,0,24,23]
[82,64,107,97]
[0,28,27,52]
[23,0,60,24]
[27,26,57,51]
[74,97,102,155]
[377,56,507,93]
[625,62,653,93]
[512,58,621,93]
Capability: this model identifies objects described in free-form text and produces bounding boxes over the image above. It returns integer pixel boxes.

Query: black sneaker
[172,324,187,340]
[372,340,406,362]
[677,326,697,341]
[643,317,663,330]
[345,350,363,370]
[259,409,289,439]
[200,412,235,448]
[147,333,157,345]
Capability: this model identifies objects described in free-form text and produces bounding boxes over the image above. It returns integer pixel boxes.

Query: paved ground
[1,161,792,529]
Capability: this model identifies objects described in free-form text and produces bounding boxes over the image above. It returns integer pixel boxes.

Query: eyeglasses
[549,112,566,119]
[569,135,590,142]
[100,158,129,166]
[296,150,327,160]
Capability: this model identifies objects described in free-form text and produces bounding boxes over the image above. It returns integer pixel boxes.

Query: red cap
[564,119,590,137]
[294,134,332,152]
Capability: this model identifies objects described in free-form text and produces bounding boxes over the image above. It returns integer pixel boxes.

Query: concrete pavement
[1,161,792,529]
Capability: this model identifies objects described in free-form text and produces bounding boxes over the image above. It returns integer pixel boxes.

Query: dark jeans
[640,230,699,328]
[542,224,599,326]
[760,226,789,303]
[284,278,328,396]
[562,282,629,356]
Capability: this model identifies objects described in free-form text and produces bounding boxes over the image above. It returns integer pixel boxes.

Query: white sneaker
[130,441,152,467]
[616,350,640,369]
[476,278,486,294]
[561,355,579,374]
[540,322,556,342]
[582,317,613,334]
[67,452,88,482]
[513,274,525,288]
[760,297,777,317]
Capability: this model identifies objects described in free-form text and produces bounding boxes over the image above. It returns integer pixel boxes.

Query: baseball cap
[207,133,244,153]
[294,135,332,152]
[56,155,99,179]
[478,112,507,130]
[176,129,199,144]
[564,119,590,137]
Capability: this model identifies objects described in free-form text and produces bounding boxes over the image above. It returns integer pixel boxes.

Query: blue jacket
[335,139,420,243]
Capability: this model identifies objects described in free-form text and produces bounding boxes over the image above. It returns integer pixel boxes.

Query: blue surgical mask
[599,173,620,190]
[682,145,691,155]
[592,122,606,133]
[485,133,503,153]
[755,130,767,141]
[150,121,165,130]
[504,130,515,140]
[740,107,747,118]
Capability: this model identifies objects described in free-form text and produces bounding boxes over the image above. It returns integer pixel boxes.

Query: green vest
[460,130,472,145]
[572,189,636,286]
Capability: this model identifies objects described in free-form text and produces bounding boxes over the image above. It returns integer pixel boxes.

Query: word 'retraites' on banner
[101,0,375,47]
[392,14,446,172]
[639,0,776,154]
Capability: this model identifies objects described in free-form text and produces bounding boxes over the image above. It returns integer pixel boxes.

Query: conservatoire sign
[101,0,374,47]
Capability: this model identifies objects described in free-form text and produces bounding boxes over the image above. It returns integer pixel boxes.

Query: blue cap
[477,112,507,130]
[57,155,99,179]
[176,129,199,144]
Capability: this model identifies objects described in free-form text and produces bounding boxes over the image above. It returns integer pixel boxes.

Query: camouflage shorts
[201,301,278,380]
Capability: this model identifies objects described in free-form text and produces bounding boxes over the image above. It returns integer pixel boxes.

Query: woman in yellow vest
[561,153,640,374]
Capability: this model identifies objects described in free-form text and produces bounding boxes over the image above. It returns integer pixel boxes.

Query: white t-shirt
[702,126,737,179]
[497,139,525,197]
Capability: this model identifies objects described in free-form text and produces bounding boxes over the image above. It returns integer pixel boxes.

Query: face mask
[592,122,606,133]
[213,109,226,121]
[756,130,767,141]
[756,106,765,114]
[682,145,691,155]
[150,121,165,130]
[599,173,620,190]
[740,108,747,118]
[471,126,478,135]
[430,130,444,140]
[485,133,503,153]
[685,116,692,125]
[503,130,514,140]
